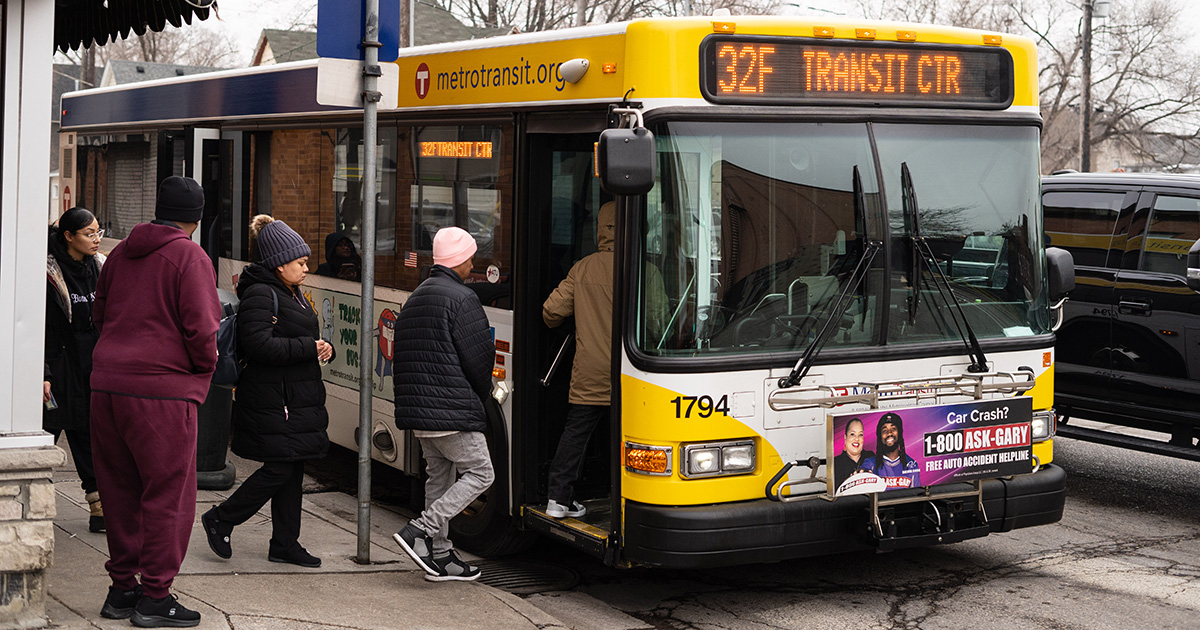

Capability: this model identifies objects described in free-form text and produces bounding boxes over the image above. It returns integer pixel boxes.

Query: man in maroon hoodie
[90,176,220,628]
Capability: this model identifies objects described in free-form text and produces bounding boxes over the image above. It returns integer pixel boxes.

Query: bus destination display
[419,141,495,159]
[701,36,1013,108]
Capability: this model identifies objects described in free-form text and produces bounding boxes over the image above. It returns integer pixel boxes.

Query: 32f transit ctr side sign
[393,35,626,108]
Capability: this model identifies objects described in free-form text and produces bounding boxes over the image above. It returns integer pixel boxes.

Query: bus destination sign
[701,36,1013,108]
[419,141,495,159]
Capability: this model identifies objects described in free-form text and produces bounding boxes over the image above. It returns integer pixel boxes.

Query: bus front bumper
[621,464,1065,569]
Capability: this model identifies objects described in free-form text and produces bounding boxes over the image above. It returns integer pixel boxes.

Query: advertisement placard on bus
[828,397,1034,496]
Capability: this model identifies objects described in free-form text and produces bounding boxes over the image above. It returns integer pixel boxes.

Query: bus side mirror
[1046,247,1075,302]
[598,127,655,195]
[1187,239,1200,292]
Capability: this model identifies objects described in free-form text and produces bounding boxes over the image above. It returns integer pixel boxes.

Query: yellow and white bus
[59,14,1068,567]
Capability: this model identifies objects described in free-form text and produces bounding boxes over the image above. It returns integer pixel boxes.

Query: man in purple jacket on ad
[860,412,923,490]
[90,176,220,628]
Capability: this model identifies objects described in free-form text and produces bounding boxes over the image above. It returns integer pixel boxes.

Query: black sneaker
[267,545,321,568]
[392,523,436,575]
[89,514,106,533]
[131,594,200,628]
[424,550,481,582]
[99,584,142,619]
[201,507,232,559]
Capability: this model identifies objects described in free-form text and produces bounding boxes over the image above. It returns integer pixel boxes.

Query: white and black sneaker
[131,593,200,628]
[546,499,586,519]
[425,549,481,582]
[393,523,437,576]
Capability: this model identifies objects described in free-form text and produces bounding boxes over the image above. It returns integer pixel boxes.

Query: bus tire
[449,398,535,557]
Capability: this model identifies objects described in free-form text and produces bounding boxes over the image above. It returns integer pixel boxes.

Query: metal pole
[357,0,382,565]
[1081,0,1093,172]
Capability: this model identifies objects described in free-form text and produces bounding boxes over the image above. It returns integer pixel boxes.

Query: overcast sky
[206,0,317,64]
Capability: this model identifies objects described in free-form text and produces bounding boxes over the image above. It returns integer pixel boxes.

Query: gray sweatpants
[411,431,495,554]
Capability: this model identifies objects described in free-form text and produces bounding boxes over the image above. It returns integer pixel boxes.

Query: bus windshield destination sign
[701,36,1013,108]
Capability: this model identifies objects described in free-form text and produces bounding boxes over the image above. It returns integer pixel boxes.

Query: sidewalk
[44,452,564,630]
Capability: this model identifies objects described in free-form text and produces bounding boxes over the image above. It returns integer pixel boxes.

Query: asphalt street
[512,420,1200,630]
[290,417,1200,630]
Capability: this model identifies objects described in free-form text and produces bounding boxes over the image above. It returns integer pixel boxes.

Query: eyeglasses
[81,230,104,242]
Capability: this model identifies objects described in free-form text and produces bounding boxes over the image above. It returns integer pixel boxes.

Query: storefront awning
[54,0,215,53]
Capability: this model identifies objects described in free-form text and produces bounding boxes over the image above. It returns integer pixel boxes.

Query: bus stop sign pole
[356,0,382,565]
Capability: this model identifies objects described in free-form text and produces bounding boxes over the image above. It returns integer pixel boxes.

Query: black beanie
[257,220,311,269]
[155,176,205,223]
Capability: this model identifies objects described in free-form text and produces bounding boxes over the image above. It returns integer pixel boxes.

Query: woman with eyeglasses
[43,207,106,533]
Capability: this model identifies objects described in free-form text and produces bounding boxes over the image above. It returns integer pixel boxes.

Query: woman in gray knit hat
[201,215,334,568]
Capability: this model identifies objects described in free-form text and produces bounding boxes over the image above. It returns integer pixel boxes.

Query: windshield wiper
[901,162,922,321]
[900,162,989,373]
[779,166,879,389]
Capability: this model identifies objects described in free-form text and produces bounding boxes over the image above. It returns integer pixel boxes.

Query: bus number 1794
[670,395,731,419]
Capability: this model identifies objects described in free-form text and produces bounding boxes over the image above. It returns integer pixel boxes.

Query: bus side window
[401,124,513,298]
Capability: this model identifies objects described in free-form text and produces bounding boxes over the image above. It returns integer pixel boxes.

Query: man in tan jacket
[542,202,617,519]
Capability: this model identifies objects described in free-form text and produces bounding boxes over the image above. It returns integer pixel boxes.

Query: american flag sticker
[404,251,418,268]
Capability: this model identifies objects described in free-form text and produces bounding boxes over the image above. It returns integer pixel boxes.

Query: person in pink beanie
[390,226,495,582]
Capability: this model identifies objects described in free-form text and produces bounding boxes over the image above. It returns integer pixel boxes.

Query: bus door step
[869,482,989,551]
[523,505,609,559]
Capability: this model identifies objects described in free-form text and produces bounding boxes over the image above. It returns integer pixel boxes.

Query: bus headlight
[722,443,755,472]
[682,440,755,478]
[625,442,672,475]
[688,448,719,474]
[1031,409,1056,442]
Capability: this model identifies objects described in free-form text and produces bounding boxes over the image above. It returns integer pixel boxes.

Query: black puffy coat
[43,233,102,432]
[231,263,329,462]
[393,265,494,433]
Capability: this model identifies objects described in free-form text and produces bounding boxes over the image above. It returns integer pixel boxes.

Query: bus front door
[517,125,612,557]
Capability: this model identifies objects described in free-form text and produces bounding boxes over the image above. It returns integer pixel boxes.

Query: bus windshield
[637,121,1048,358]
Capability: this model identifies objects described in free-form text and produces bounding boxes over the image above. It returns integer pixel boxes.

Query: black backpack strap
[271,291,279,325]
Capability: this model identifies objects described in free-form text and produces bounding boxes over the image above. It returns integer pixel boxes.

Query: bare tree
[854,0,1019,31]
[446,0,780,33]
[93,26,239,68]
[1017,0,1200,171]
[857,0,1200,173]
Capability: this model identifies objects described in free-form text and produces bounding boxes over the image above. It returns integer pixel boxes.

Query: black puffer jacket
[231,263,329,462]
[393,265,494,432]
[43,230,103,432]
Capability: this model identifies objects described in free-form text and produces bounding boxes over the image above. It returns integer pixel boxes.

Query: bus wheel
[449,398,535,557]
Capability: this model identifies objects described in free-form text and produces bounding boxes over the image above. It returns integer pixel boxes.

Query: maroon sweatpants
[91,392,198,599]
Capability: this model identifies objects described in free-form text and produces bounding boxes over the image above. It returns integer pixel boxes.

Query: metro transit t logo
[415,63,430,99]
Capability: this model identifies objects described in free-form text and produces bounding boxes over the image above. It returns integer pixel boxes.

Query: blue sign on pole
[317,0,401,63]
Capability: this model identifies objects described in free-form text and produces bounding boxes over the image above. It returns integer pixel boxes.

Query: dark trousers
[214,460,305,555]
[547,404,608,504]
[52,427,97,495]
[91,392,197,599]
